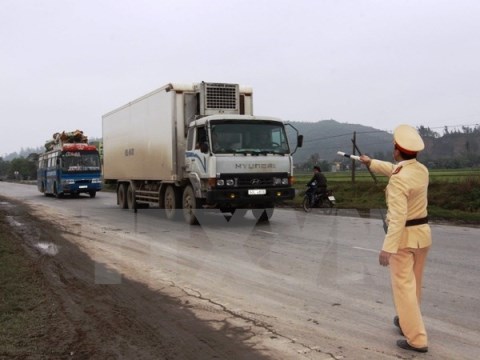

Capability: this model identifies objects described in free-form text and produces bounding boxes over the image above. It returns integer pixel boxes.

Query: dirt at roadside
[0,198,274,360]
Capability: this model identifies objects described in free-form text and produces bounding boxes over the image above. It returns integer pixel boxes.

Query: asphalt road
[1,181,479,359]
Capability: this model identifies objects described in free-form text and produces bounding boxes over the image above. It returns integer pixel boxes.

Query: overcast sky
[1,0,480,156]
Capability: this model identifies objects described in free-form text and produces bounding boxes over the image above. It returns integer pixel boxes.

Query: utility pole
[351,131,356,183]
[352,140,377,184]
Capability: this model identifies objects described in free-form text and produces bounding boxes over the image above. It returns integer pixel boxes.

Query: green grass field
[292,168,480,224]
[294,168,480,183]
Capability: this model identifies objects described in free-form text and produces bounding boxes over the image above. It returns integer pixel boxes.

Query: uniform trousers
[389,246,430,348]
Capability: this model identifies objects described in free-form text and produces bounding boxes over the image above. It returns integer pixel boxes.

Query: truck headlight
[273,177,282,185]
[282,178,289,185]
[217,179,225,186]
[226,179,235,186]
[62,179,75,185]
[91,178,102,183]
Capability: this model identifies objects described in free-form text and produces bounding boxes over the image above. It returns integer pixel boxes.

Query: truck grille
[205,83,238,110]
[219,173,288,188]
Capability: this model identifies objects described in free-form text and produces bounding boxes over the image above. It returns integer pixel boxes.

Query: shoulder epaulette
[392,165,403,175]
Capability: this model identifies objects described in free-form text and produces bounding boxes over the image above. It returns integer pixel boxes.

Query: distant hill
[288,120,393,164]
[2,122,478,168]
[288,120,480,168]
[2,146,44,161]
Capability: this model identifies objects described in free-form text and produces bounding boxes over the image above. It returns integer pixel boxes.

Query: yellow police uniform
[369,125,431,349]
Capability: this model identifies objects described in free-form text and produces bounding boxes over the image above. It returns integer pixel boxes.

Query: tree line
[1,127,478,180]
[0,153,38,181]
[298,124,480,171]
[0,138,101,181]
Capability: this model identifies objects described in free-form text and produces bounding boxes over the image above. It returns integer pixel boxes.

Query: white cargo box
[102,85,186,181]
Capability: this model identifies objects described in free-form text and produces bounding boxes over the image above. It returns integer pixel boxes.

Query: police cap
[393,124,425,154]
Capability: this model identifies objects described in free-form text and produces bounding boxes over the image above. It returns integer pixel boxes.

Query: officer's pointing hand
[359,155,371,166]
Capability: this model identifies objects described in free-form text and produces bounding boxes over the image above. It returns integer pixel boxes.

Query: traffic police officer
[360,124,431,353]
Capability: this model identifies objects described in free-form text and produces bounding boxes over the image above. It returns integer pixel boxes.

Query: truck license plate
[79,185,88,189]
[248,189,266,195]
[328,196,335,201]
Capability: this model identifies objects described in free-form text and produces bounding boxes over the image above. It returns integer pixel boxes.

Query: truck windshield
[210,121,290,155]
[61,151,101,173]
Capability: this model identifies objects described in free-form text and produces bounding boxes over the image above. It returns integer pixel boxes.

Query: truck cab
[185,115,296,219]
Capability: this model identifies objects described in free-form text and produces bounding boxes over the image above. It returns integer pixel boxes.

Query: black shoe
[397,339,428,353]
[393,316,404,336]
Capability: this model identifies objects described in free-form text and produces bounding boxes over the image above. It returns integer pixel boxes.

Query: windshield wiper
[230,148,287,156]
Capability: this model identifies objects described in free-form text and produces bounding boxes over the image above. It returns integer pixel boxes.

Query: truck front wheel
[182,185,199,225]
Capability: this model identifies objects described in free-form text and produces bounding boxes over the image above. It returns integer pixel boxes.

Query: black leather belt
[405,216,429,227]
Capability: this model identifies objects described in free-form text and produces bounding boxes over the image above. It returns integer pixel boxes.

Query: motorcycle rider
[306,165,327,205]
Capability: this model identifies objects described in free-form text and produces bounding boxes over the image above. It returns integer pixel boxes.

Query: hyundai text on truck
[102,82,303,224]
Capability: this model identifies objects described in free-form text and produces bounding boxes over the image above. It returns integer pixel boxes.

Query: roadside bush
[428,176,480,212]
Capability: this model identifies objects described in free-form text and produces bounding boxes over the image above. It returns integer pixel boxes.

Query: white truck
[102,82,303,224]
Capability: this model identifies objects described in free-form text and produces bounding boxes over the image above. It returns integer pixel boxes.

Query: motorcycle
[302,185,336,212]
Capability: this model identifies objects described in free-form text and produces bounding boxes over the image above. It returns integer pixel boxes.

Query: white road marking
[256,230,278,235]
[353,246,378,253]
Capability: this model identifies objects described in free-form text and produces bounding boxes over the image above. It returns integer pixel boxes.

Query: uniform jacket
[370,159,432,253]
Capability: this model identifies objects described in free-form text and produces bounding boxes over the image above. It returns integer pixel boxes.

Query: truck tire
[89,191,97,198]
[118,183,128,209]
[126,184,136,209]
[182,185,199,225]
[164,185,180,220]
[252,208,274,222]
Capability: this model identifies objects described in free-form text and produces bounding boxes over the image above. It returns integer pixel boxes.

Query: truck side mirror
[297,135,304,148]
[285,122,302,155]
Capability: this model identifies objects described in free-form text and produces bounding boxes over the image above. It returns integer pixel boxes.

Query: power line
[303,129,388,144]
[301,140,394,154]
[302,122,479,144]
[428,123,479,131]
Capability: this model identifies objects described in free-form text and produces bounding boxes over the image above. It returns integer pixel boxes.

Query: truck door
[185,126,208,176]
